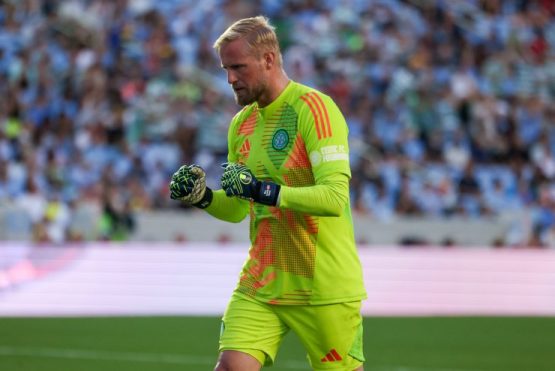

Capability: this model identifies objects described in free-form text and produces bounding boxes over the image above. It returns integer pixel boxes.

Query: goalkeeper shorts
[219,292,365,370]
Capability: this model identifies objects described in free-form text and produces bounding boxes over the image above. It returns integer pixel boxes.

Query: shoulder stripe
[309,92,332,138]
[306,93,327,138]
[300,94,322,139]
[301,92,332,139]
[306,93,326,138]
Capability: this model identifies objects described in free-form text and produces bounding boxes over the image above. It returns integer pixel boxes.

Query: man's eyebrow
[222,63,246,69]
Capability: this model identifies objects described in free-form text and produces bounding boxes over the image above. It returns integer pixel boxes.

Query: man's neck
[258,71,290,108]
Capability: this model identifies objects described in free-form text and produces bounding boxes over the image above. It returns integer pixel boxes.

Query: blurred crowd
[1,0,555,245]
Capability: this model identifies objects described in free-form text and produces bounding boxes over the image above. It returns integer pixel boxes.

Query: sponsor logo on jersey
[309,145,348,166]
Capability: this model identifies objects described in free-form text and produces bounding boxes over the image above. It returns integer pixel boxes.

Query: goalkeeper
[170,16,367,371]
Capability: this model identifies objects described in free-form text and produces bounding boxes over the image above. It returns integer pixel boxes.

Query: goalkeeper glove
[221,162,280,206]
[169,164,213,208]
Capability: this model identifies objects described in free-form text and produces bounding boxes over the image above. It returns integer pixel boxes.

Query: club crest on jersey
[272,129,289,150]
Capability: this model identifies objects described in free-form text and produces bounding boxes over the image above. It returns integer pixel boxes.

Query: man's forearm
[278,173,350,216]
[205,189,250,223]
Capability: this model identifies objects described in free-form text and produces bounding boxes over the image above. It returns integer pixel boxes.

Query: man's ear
[263,51,276,69]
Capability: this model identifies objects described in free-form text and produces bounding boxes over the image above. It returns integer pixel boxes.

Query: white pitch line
[0,345,214,365]
[370,366,485,371]
[0,346,308,370]
[0,346,484,371]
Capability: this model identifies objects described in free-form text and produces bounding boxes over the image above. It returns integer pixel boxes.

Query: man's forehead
[219,38,253,61]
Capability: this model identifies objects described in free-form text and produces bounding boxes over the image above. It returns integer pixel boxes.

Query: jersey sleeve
[205,189,249,223]
[278,91,352,216]
[278,172,349,216]
[298,91,351,182]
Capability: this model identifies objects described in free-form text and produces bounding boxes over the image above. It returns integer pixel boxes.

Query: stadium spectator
[0,0,555,246]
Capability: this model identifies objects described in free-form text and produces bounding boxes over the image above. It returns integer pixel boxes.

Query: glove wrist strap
[194,187,213,209]
[254,181,280,206]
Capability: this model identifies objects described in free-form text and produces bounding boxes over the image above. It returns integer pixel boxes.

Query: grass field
[1,316,554,371]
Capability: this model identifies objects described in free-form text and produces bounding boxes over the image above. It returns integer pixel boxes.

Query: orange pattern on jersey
[300,92,332,140]
[240,218,276,295]
[239,207,319,303]
[282,134,315,188]
[283,168,315,188]
[237,109,257,136]
[273,209,317,278]
[253,271,276,289]
[239,139,251,160]
[285,134,311,169]
[304,215,319,234]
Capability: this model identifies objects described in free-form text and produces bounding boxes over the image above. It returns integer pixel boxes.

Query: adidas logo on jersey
[321,348,343,362]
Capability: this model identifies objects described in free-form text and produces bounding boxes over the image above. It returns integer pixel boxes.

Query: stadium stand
[1,0,555,246]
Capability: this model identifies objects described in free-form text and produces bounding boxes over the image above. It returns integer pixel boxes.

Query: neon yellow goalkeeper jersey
[226,81,366,305]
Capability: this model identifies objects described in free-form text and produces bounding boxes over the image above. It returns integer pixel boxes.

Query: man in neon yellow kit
[170,16,366,371]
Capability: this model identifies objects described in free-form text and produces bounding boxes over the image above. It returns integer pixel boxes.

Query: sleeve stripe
[305,93,327,139]
[301,92,332,139]
[309,92,332,138]
[300,95,323,139]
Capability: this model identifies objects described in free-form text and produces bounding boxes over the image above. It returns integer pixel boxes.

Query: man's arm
[205,189,250,223]
[278,172,349,216]
[281,90,352,216]
[221,163,349,217]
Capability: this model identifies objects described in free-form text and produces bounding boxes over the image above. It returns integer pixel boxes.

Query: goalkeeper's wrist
[253,181,280,206]
[193,187,213,209]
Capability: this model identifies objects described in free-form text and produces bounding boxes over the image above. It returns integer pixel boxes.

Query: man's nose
[227,70,237,85]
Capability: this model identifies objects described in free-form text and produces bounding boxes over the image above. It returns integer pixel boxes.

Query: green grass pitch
[1,316,554,370]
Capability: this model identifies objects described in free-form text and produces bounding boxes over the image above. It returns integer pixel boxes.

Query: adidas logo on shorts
[321,348,343,362]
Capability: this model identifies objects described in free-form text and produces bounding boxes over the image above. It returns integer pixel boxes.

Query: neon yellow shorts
[219,292,365,370]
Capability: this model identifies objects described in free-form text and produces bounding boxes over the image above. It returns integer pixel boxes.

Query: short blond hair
[213,15,283,66]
